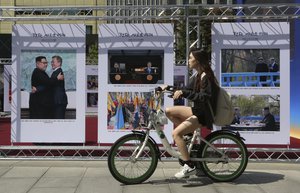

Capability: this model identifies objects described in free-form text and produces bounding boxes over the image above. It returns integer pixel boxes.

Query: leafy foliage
[231,95,280,116]
[86,43,98,65]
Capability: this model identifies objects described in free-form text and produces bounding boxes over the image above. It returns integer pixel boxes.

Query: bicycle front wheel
[108,133,158,184]
[199,132,248,182]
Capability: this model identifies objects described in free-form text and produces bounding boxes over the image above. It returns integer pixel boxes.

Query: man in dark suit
[260,107,276,131]
[111,62,122,73]
[255,57,269,83]
[231,107,241,124]
[268,58,279,72]
[144,61,153,74]
[29,56,63,119]
[50,55,68,119]
[269,57,279,81]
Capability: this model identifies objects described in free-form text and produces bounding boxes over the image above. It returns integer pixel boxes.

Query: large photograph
[224,95,280,132]
[221,49,280,87]
[107,92,162,131]
[108,50,164,84]
[20,50,76,119]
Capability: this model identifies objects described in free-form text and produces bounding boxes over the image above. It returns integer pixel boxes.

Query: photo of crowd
[107,92,163,130]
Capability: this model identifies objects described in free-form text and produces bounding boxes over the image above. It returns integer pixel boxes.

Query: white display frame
[11,24,86,143]
[212,22,290,145]
[98,23,174,144]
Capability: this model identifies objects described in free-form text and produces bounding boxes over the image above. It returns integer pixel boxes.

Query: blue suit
[144,67,153,74]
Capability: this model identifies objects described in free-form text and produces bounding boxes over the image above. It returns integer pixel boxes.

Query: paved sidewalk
[0,160,299,193]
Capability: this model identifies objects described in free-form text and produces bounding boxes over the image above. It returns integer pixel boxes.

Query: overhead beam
[0,4,300,21]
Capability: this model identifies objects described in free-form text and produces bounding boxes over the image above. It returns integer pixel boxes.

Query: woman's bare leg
[165,106,193,127]
[172,115,202,161]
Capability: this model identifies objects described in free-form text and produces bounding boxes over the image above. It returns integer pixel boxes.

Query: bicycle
[108,89,248,184]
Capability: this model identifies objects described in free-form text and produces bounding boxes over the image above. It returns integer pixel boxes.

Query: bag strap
[208,100,216,121]
[201,72,216,121]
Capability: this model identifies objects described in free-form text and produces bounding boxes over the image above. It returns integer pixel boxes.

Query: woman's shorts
[191,107,207,126]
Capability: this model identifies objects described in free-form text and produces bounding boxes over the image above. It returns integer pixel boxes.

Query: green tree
[232,95,272,116]
[86,43,98,65]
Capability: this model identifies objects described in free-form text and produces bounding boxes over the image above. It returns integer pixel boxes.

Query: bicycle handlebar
[154,87,174,100]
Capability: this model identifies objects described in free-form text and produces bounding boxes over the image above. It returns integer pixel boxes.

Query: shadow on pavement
[233,171,285,184]
[143,171,285,187]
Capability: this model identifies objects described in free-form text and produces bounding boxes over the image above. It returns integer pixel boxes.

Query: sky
[290,17,300,138]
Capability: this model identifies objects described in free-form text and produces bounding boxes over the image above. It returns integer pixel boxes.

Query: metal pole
[185,5,189,66]
[197,6,201,48]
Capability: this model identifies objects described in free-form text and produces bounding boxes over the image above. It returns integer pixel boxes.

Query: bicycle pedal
[195,170,205,177]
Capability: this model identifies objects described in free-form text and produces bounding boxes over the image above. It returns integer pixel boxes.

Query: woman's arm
[180,76,212,102]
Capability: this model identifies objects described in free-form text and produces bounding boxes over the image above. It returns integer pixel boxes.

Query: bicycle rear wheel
[199,132,248,182]
[108,133,158,184]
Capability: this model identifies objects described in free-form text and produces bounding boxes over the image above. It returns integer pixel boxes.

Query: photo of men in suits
[29,56,64,119]
[29,55,67,119]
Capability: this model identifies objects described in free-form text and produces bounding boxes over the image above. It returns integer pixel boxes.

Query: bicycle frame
[133,90,228,163]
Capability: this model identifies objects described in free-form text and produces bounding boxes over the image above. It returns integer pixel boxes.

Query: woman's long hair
[190,48,219,91]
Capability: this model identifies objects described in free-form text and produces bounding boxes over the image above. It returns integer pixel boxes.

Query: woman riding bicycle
[158,49,220,179]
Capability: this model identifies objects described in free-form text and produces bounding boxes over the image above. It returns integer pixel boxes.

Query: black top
[255,62,269,81]
[29,68,60,119]
[171,73,219,129]
[30,68,58,106]
[261,113,276,131]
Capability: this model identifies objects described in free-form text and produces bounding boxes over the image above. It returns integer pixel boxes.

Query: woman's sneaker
[174,164,196,179]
